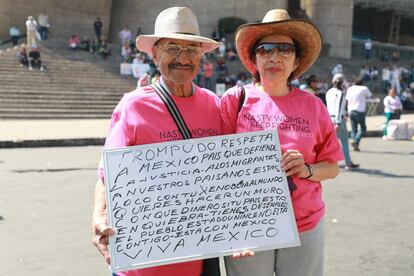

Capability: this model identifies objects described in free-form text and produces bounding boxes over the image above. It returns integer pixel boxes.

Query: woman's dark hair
[306,75,318,85]
[249,38,301,84]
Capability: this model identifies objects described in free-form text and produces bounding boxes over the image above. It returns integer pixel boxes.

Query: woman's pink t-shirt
[220,84,343,233]
[98,85,222,276]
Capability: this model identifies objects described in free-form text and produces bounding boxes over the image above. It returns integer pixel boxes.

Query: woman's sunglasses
[255,43,296,58]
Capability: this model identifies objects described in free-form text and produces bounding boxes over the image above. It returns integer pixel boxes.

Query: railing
[351,39,414,60]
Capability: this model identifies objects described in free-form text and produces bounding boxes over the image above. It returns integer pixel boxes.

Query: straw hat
[236,9,322,80]
[136,7,218,54]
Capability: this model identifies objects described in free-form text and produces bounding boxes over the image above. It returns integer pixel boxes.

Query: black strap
[152,84,192,139]
[237,86,245,114]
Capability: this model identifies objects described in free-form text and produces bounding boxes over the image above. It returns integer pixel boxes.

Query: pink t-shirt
[220,84,343,233]
[98,84,222,276]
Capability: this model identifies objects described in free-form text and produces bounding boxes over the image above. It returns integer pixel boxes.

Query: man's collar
[159,77,195,96]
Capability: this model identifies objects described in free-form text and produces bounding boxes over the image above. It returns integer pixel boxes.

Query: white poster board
[132,63,150,78]
[215,83,226,97]
[103,130,300,273]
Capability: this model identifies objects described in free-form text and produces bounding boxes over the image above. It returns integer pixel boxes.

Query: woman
[326,73,359,170]
[220,9,343,276]
[18,45,28,66]
[383,87,403,138]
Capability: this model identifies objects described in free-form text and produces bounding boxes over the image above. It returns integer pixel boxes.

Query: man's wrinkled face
[152,38,203,86]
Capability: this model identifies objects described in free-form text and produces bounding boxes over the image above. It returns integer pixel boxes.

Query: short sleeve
[97,95,135,179]
[219,86,241,135]
[314,105,343,163]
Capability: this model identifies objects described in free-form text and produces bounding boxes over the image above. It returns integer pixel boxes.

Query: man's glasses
[157,44,203,58]
[255,43,296,58]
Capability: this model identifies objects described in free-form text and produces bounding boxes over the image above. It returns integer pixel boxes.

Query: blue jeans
[38,26,48,40]
[337,120,352,165]
[349,110,366,145]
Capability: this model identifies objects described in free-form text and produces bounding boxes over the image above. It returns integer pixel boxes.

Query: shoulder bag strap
[151,84,193,139]
[237,85,246,114]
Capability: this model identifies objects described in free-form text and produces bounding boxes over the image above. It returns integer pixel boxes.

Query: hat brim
[136,33,219,54]
[236,19,322,80]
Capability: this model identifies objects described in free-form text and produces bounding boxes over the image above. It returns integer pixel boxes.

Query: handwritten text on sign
[104,130,299,273]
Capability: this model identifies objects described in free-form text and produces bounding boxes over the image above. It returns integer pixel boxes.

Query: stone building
[1,0,413,59]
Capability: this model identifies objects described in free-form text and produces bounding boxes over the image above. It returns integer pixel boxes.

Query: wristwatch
[303,163,314,179]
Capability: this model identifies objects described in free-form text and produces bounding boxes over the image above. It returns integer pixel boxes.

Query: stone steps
[0,112,111,119]
[0,44,135,119]
[0,91,124,99]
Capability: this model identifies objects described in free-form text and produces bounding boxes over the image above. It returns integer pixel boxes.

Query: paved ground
[1,114,414,145]
[0,138,413,275]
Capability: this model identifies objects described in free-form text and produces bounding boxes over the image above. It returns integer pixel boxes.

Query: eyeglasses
[255,43,296,58]
[157,44,203,58]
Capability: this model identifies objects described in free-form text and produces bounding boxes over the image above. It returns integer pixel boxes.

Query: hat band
[171,32,198,36]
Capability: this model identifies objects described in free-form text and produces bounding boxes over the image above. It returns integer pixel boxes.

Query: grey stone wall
[0,0,112,43]
[1,0,358,59]
[301,0,354,59]
[108,0,288,43]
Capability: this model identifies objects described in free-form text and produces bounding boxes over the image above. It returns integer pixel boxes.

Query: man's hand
[92,179,115,265]
[92,210,115,265]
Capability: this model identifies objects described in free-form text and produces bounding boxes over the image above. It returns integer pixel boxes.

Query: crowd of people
[66,18,112,59]
[10,12,49,71]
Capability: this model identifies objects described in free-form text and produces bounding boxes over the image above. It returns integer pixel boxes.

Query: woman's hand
[232,250,255,258]
[281,149,309,178]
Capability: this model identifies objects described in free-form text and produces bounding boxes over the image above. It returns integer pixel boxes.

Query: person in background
[303,74,318,94]
[381,65,391,94]
[90,38,98,53]
[94,17,103,42]
[383,87,403,139]
[80,36,91,51]
[119,27,132,45]
[346,78,372,151]
[121,41,132,62]
[92,7,221,275]
[25,16,38,48]
[9,26,21,46]
[18,45,28,66]
[326,73,359,170]
[331,63,343,76]
[97,38,111,59]
[38,11,50,40]
[364,38,372,60]
[220,8,342,276]
[235,72,249,86]
[28,45,44,71]
[69,35,80,51]
[390,65,401,95]
[202,58,214,91]
[304,75,326,105]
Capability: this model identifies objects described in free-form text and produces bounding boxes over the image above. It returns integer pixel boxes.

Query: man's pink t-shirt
[98,84,222,276]
[220,84,343,233]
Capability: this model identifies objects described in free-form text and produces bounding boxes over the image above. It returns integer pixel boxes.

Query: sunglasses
[255,43,296,58]
[157,44,203,58]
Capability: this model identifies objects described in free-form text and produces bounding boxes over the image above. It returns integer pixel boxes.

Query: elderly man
[92,7,221,276]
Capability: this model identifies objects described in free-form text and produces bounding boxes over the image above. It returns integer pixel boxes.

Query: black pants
[202,258,220,276]
[11,36,19,46]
